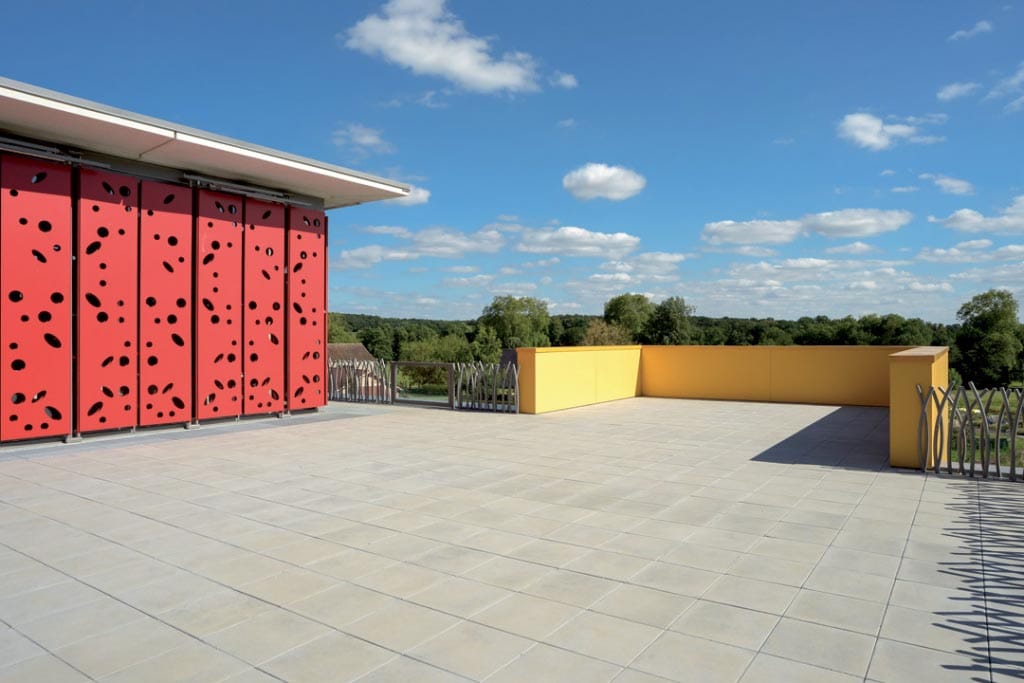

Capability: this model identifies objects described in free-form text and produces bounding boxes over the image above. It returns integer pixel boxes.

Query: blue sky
[1,1,1022,322]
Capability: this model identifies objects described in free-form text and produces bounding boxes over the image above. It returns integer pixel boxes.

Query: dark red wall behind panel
[286,208,327,410]
[0,157,73,441]
[242,200,285,415]
[76,170,139,433]
[194,190,244,420]
[139,181,193,426]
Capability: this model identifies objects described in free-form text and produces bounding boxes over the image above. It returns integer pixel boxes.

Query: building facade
[0,78,406,443]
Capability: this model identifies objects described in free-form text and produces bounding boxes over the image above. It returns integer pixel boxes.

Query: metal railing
[327,359,392,404]
[328,359,518,413]
[917,383,1024,481]
[454,361,519,413]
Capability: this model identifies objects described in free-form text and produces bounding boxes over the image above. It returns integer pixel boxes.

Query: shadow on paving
[750,405,889,471]
[937,479,1024,681]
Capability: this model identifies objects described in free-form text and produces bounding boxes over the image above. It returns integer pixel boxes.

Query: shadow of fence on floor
[935,478,1024,680]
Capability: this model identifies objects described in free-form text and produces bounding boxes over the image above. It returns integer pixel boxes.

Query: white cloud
[557,118,577,128]
[598,252,688,282]
[498,266,521,275]
[948,19,993,41]
[702,219,803,245]
[957,239,993,249]
[550,71,578,89]
[415,296,440,305]
[384,184,431,206]
[937,82,982,101]
[490,281,538,295]
[344,0,541,94]
[331,123,394,156]
[704,208,910,245]
[444,265,478,273]
[334,245,417,269]
[539,276,553,285]
[731,246,778,257]
[986,63,1024,112]
[802,209,913,238]
[364,225,413,237]
[919,173,974,195]
[562,163,647,201]
[891,186,919,193]
[917,246,988,263]
[837,113,945,151]
[930,195,1024,233]
[334,225,504,269]
[880,169,896,176]
[522,257,560,268]
[443,274,495,287]
[518,226,640,258]
[825,241,878,255]
[909,281,954,292]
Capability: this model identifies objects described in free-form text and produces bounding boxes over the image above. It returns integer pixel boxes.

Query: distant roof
[328,343,377,363]
[0,77,408,210]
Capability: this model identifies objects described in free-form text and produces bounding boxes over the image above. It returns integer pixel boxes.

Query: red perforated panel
[243,200,285,415]
[0,156,72,441]
[286,207,327,410]
[139,181,193,426]
[195,190,243,420]
[76,170,139,433]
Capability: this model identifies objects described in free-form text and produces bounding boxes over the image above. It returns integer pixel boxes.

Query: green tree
[358,325,395,360]
[641,296,696,345]
[955,289,1022,387]
[327,313,358,343]
[604,293,655,342]
[581,319,634,346]
[471,325,502,363]
[478,296,551,348]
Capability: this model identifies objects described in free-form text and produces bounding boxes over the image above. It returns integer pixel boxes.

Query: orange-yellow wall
[517,346,641,414]
[889,346,949,468]
[641,345,909,407]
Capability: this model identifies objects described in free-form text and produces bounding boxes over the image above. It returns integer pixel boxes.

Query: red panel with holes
[0,156,73,441]
[139,181,193,426]
[242,199,285,415]
[75,170,139,433]
[286,207,327,410]
[195,190,244,420]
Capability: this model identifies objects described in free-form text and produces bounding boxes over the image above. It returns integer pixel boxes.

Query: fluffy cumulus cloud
[929,195,1024,234]
[596,252,688,283]
[891,186,919,193]
[562,163,647,201]
[331,123,394,157]
[837,113,945,151]
[344,0,541,94]
[335,225,503,269]
[702,209,911,245]
[937,82,981,101]
[443,274,495,287]
[986,63,1024,113]
[549,71,578,89]
[384,185,431,206]
[948,19,993,41]
[919,173,974,195]
[517,226,640,258]
[825,241,878,255]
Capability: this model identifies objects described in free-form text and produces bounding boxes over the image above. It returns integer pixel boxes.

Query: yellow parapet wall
[517,346,641,414]
[888,346,949,469]
[641,345,910,406]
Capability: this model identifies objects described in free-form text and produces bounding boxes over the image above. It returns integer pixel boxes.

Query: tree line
[330,290,1024,388]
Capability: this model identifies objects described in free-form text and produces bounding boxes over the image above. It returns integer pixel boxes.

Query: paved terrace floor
[0,398,1021,683]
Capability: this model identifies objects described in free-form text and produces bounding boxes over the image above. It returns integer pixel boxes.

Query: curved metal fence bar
[328,359,518,413]
[454,362,519,414]
[327,359,392,404]
[917,382,1022,481]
